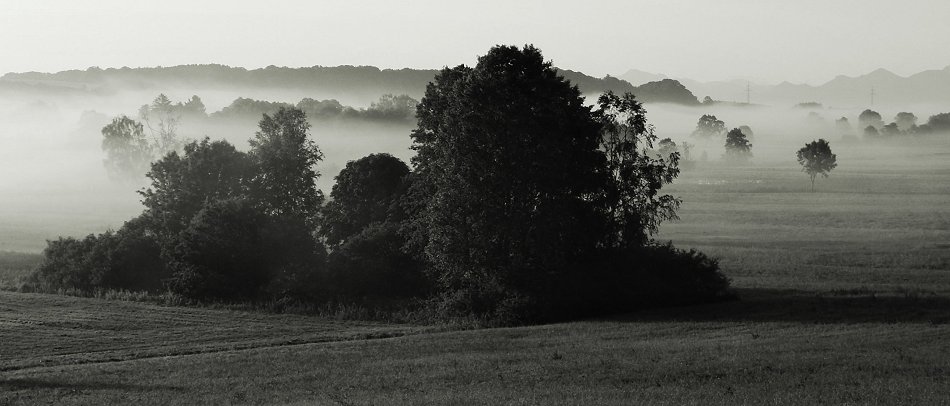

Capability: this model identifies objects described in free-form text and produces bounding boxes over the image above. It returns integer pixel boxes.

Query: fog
[1,85,948,252]
[0,88,413,252]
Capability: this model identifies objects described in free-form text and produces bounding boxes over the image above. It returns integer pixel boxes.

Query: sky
[1,0,949,85]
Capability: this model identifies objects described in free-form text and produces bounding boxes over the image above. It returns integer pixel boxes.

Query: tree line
[29,46,731,325]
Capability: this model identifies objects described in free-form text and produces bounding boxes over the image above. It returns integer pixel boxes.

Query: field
[2,142,950,404]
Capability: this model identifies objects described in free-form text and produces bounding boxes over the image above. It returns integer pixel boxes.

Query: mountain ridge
[0,64,699,106]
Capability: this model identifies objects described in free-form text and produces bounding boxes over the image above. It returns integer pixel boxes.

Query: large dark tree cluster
[33,45,729,324]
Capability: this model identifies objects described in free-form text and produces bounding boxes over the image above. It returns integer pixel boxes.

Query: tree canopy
[691,114,726,139]
[321,153,410,248]
[404,45,687,321]
[723,128,752,162]
[249,107,324,224]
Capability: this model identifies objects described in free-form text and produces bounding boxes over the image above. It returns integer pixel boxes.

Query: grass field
[2,143,950,404]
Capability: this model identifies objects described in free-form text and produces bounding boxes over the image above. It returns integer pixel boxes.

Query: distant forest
[0,64,701,105]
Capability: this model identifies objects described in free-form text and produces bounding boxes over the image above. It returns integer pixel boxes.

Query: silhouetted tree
[723,128,752,162]
[248,107,324,224]
[796,139,837,192]
[597,91,680,247]
[101,115,152,182]
[405,45,608,321]
[691,114,725,139]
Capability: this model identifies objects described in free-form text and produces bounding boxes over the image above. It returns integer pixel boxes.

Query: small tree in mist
[836,117,853,137]
[691,114,725,139]
[858,109,884,130]
[796,139,837,192]
[655,138,678,160]
[895,112,917,132]
[723,128,752,162]
[101,115,152,182]
[139,94,183,155]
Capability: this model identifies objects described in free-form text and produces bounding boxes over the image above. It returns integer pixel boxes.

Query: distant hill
[619,69,668,86]
[0,64,700,106]
[634,79,699,105]
[637,65,950,107]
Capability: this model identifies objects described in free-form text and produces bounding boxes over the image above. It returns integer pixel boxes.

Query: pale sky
[1,0,948,85]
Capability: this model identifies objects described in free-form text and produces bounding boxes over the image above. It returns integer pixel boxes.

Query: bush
[31,234,112,293]
[102,215,169,292]
[167,199,271,300]
[167,198,326,302]
[442,243,733,325]
[325,223,427,303]
[29,215,169,294]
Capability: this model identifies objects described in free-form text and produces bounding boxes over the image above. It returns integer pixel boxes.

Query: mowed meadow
[2,136,950,404]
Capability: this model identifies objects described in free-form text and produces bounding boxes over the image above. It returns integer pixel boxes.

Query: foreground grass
[1,289,948,405]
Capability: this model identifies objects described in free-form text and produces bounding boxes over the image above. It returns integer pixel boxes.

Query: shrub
[325,223,427,302]
[167,198,327,302]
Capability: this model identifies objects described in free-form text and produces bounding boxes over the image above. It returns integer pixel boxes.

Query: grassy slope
[1,290,948,405]
[2,144,950,404]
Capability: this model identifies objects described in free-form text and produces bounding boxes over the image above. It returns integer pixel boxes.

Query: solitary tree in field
[723,128,752,162]
[796,139,837,192]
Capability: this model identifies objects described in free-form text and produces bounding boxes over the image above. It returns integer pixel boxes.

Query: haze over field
[1,62,949,252]
[2,3,950,404]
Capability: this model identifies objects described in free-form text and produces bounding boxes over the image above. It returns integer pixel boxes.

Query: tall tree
[796,139,837,192]
[406,45,606,316]
[249,107,324,224]
[596,91,680,247]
